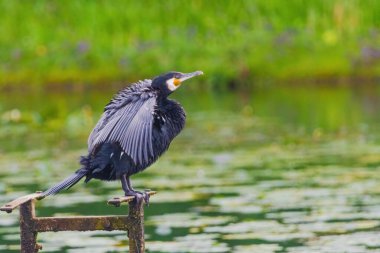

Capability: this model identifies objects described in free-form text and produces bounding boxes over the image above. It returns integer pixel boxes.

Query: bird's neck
[155,93,170,105]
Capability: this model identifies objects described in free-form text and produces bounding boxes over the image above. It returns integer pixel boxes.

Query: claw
[143,191,150,206]
[121,174,150,205]
[124,190,150,205]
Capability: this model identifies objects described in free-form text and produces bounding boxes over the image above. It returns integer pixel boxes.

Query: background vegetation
[1,0,380,88]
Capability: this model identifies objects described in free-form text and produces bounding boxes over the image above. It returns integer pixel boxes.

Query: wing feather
[123,97,156,163]
[88,96,156,165]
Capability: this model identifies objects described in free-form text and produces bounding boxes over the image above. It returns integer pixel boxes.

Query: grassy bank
[1,0,380,88]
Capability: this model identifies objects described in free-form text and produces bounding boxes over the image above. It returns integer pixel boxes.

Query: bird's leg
[121,174,133,194]
[121,174,142,204]
[126,176,135,192]
[121,175,149,205]
[126,175,150,205]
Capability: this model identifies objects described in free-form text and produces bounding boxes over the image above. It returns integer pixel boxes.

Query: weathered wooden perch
[0,190,156,253]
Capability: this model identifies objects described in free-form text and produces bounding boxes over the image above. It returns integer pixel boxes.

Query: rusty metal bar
[128,198,145,253]
[20,200,40,253]
[1,191,156,253]
[0,192,43,213]
[35,216,131,232]
[108,195,135,206]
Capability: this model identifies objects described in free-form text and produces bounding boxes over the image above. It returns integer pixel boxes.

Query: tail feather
[42,169,88,197]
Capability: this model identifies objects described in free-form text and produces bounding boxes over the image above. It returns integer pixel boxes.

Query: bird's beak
[179,71,204,82]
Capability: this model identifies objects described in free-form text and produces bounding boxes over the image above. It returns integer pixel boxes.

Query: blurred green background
[1,0,380,87]
[1,1,380,253]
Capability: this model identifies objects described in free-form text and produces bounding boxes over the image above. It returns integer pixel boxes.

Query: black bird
[43,71,203,201]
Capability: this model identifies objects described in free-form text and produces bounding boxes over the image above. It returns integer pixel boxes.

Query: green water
[1,85,380,252]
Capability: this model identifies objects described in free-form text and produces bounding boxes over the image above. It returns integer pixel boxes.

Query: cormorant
[43,71,203,202]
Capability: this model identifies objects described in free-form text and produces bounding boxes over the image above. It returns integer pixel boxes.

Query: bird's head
[152,71,203,95]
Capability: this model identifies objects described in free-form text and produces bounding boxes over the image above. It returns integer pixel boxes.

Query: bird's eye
[173,78,181,86]
[166,78,181,91]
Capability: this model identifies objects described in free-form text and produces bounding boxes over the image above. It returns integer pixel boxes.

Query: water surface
[0,85,380,252]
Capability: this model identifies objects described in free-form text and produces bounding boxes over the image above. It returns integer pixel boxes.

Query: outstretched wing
[88,95,156,166]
